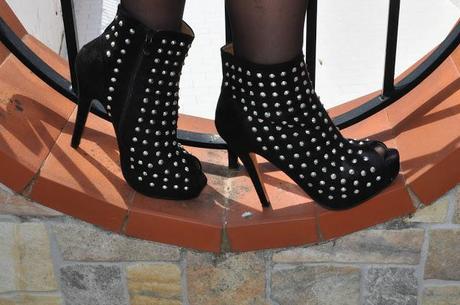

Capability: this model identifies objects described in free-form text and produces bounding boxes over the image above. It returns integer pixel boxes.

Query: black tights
[121,0,308,64]
[121,0,186,31]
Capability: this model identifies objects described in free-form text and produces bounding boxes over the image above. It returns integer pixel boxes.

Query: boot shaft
[75,5,194,128]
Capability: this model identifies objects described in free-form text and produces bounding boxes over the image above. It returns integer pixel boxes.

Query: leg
[226,0,308,64]
[121,0,186,30]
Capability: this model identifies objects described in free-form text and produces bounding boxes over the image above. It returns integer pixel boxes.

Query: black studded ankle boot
[215,44,399,209]
[71,5,207,199]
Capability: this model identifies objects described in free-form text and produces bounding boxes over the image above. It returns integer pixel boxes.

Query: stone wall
[0,182,459,305]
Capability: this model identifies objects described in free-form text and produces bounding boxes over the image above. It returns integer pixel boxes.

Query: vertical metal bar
[306,0,317,89]
[223,0,239,168]
[382,0,400,97]
[224,0,232,44]
[60,0,79,93]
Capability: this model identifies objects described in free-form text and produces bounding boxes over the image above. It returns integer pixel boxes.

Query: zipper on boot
[118,30,156,133]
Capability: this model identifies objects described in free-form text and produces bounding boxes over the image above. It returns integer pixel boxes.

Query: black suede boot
[215,44,399,209]
[71,5,207,199]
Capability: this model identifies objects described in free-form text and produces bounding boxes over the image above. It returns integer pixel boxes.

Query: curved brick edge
[1,14,460,252]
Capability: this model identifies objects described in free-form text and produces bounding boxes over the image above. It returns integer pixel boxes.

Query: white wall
[6,0,64,53]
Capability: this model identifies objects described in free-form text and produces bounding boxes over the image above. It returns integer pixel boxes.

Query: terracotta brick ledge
[1,11,459,252]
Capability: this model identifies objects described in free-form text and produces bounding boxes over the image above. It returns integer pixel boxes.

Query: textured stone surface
[187,251,266,305]
[422,286,460,305]
[51,221,180,261]
[271,265,360,305]
[16,223,57,291]
[407,196,449,223]
[0,194,62,217]
[364,267,418,305]
[0,223,57,292]
[0,223,17,293]
[0,294,62,305]
[60,264,127,305]
[0,187,10,204]
[425,229,460,280]
[127,263,182,305]
[273,229,424,264]
[454,186,460,224]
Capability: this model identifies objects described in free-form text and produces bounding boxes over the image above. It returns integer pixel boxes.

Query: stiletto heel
[227,149,239,169]
[237,152,271,208]
[215,43,400,209]
[71,94,93,149]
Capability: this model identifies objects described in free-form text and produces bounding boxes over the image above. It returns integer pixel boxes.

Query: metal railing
[0,0,459,167]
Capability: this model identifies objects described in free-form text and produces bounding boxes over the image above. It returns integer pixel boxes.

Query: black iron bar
[224,0,232,44]
[334,19,460,129]
[306,0,318,88]
[60,0,79,93]
[382,0,401,97]
[223,1,240,168]
[0,18,76,101]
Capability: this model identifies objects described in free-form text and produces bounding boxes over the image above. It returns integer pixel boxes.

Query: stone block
[425,229,460,280]
[0,223,57,292]
[0,194,62,217]
[127,263,182,305]
[51,221,180,261]
[187,252,266,305]
[60,264,128,305]
[422,286,460,305]
[0,294,62,305]
[271,265,360,305]
[364,267,417,305]
[273,229,424,265]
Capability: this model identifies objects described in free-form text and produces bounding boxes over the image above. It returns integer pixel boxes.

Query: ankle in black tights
[121,0,185,31]
[226,0,308,64]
